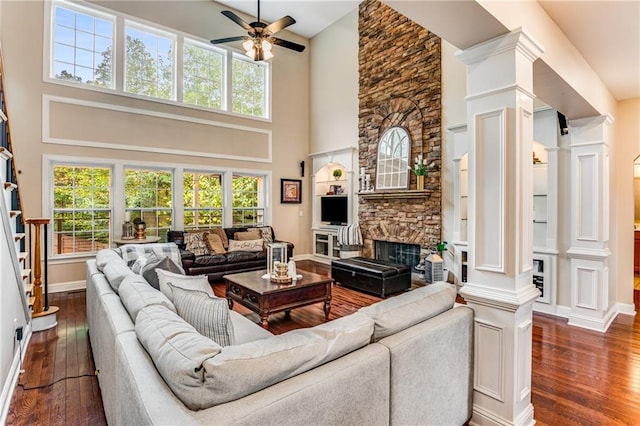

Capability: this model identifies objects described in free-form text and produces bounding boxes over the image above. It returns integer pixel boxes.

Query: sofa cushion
[234,230,262,241]
[156,269,214,301]
[248,226,274,244]
[119,243,185,274]
[140,254,184,290]
[194,253,228,266]
[229,310,273,344]
[119,274,177,321]
[95,248,125,272]
[359,281,456,341]
[203,232,226,254]
[198,312,374,407]
[135,304,222,411]
[171,286,233,347]
[207,227,229,250]
[226,250,260,262]
[184,231,210,256]
[103,262,136,294]
[228,239,263,252]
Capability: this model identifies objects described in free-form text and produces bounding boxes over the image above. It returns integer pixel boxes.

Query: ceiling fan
[211,0,306,61]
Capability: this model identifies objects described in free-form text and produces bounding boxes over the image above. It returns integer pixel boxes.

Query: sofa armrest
[274,239,294,258]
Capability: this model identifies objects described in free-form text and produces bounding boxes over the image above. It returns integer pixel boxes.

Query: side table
[113,236,161,247]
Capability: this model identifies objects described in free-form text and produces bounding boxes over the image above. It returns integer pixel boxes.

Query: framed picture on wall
[281,178,302,204]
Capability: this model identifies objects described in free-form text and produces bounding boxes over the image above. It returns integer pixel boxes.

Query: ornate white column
[457,28,543,426]
[566,115,614,331]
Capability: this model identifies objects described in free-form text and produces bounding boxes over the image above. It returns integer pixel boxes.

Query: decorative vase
[417,175,424,190]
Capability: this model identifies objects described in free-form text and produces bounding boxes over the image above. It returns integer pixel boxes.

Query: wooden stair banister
[25,218,50,314]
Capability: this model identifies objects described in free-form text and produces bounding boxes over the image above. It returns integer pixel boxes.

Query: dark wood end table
[223,270,333,329]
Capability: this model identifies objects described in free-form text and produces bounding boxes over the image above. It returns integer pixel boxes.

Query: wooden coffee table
[223,270,333,329]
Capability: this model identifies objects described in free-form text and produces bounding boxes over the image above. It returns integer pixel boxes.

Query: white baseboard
[555,305,571,318]
[0,322,32,426]
[292,253,313,261]
[614,302,636,316]
[49,280,86,293]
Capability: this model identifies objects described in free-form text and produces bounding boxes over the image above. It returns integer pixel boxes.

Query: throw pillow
[207,227,229,250]
[249,226,274,244]
[184,231,210,256]
[156,268,214,302]
[227,239,264,252]
[234,230,262,241]
[140,253,184,290]
[203,232,226,254]
[171,286,234,347]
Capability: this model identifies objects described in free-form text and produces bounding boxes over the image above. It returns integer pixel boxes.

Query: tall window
[232,175,265,226]
[183,41,225,109]
[51,3,114,87]
[52,165,111,255]
[376,127,410,189]
[231,54,268,118]
[183,172,223,230]
[124,24,175,100]
[124,168,173,240]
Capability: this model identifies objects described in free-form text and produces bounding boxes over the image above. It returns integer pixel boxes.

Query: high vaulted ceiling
[215,0,639,102]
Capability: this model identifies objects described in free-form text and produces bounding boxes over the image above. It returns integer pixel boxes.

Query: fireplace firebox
[375,240,421,270]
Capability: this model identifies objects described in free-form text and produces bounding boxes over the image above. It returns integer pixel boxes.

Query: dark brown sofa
[167,226,294,283]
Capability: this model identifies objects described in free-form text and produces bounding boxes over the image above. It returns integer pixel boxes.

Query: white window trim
[44,0,118,91]
[44,0,272,122]
[43,155,272,262]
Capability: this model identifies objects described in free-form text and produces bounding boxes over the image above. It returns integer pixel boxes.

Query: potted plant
[436,241,448,255]
[333,168,343,180]
[414,154,427,190]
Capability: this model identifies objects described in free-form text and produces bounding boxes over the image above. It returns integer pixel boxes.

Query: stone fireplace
[357,0,442,256]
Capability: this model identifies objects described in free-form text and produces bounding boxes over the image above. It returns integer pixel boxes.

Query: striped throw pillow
[170,286,234,346]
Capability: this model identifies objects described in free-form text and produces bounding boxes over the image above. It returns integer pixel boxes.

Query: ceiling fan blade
[265,15,296,35]
[221,10,253,31]
[211,36,245,45]
[271,37,306,53]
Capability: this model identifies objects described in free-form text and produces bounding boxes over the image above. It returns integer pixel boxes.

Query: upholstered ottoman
[331,257,411,297]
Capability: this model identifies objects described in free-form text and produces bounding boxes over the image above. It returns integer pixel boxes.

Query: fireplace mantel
[358,189,432,200]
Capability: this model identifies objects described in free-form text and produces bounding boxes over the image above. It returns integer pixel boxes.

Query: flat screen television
[320,196,348,225]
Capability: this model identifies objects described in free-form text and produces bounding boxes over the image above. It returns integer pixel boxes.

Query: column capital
[460,282,540,313]
[455,27,544,66]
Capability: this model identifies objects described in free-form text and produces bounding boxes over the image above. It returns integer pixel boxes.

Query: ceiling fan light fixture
[242,39,254,52]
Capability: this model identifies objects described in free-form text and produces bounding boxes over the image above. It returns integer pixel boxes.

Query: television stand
[312,228,341,263]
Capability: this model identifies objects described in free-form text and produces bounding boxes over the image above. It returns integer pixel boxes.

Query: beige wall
[614,98,640,305]
[0,0,311,287]
[309,8,359,155]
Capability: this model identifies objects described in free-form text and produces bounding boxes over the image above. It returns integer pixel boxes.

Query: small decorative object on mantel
[332,168,343,180]
[414,154,427,190]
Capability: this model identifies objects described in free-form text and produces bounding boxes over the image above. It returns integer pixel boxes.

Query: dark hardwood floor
[7,260,640,425]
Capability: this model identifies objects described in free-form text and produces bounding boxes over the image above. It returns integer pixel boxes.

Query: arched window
[376,127,410,189]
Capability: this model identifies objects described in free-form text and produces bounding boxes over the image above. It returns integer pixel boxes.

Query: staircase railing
[0,48,24,238]
[0,48,30,319]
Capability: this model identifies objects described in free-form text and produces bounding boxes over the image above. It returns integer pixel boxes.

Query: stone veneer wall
[358,0,442,256]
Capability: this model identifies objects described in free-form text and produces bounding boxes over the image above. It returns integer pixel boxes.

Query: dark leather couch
[167,226,294,283]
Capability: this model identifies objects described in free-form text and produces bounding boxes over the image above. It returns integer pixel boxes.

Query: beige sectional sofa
[86,244,474,425]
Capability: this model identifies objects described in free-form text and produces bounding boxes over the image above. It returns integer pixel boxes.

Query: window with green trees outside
[52,165,111,255]
[124,168,173,240]
[232,174,264,227]
[184,172,223,230]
